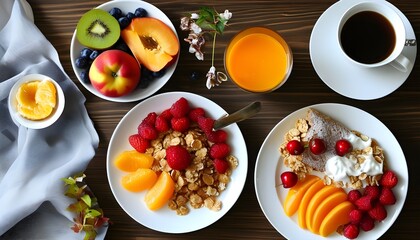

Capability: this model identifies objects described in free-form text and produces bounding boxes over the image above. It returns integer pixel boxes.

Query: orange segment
[121,168,158,192]
[16,80,57,120]
[283,175,320,217]
[144,171,175,211]
[319,201,355,237]
[114,150,154,172]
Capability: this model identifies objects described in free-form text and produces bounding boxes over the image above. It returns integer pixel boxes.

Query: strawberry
[380,170,398,189]
[171,117,190,133]
[197,116,214,133]
[207,129,228,143]
[160,108,173,120]
[343,223,359,239]
[166,145,191,170]
[138,124,158,140]
[349,209,363,224]
[170,97,190,118]
[155,115,170,132]
[368,202,387,221]
[379,187,396,205]
[213,158,229,174]
[141,112,157,126]
[129,134,150,153]
[347,189,362,203]
[364,185,380,201]
[354,195,373,211]
[188,107,205,122]
[359,214,375,232]
[210,143,231,159]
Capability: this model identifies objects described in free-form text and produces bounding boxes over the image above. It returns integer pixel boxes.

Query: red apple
[89,49,141,97]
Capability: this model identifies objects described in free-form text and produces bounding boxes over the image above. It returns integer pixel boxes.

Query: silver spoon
[213,101,261,130]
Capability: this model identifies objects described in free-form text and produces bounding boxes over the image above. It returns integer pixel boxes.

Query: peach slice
[121,168,158,192]
[144,171,175,211]
[121,17,179,72]
[283,175,320,217]
[319,201,355,237]
[297,179,325,229]
[310,191,348,234]
[114,150,154,172]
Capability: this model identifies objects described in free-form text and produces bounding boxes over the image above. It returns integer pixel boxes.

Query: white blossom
[190,22,202,34]
[220,10,232,20]
[190,13,199,19]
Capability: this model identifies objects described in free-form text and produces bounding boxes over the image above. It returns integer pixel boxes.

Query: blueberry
[89,50,100,60]
[151,68,166,78]
[75,57,89,69]
[118,16,130,29]
[134,8,147,18]
[109,7,122,19]
[126,12,135,21]
[80,48,93,58]
[80,70,90,84]
[190,71,200,81]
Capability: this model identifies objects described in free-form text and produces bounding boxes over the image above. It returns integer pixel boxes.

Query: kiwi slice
[76,9,120,50]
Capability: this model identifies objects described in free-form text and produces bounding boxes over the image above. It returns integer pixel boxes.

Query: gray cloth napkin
[0,0,105,239]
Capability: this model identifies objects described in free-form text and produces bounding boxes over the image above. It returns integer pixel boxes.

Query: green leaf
[62,177,76,185]
[85,209,102,219]
[215,21,225,35]
[81,194,92,207]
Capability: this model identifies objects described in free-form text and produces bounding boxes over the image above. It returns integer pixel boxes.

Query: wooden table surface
[28,0,420,239]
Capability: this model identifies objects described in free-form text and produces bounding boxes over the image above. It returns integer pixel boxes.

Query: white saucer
[310,0,417,100]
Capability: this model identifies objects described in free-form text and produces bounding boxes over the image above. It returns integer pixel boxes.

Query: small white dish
[309,0,417,100]
[106,91,248,233]
[70,0,179,102]
[8,73,65,129]
[255,103,408,239]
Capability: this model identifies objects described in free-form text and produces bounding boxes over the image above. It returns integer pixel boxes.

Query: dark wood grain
[25,0,420,239]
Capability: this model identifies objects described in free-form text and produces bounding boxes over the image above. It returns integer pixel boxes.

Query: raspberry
[209,143,231,159]
[166,145,191,170]
[207,129,228,143]
[359,214,375,232]
[349,209,363,224]
[160,108,173,120]
[354,195,373,211]
[128,134,150,153]
[343,223,359,239]
[170,97,190,118]
[141,112,157,126]
[380,170,398,189]
[171,117,190,133]
[364,185,380,201]
[347,189,362,203]
[368,202,387,221]
[197,116,214,133]
[213,158,229,174]
[379,187,396,205]
[155,115,170,132]
[138,124,158,140]
[188,107,205,122]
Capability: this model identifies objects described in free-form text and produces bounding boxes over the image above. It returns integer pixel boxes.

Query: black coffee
[340,11,396,64]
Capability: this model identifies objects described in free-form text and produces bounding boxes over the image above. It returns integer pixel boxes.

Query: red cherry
[286,140,304,155]
[309,138,326,155]
[335,139,352,156]
[280,171,298,188]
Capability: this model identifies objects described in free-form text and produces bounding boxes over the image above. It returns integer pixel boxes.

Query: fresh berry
[160,108,173,120]
[368,202,387,221]
[347,189,362,203]
[190,71,200,81]
[188,107,205,122]
[170,97,190,118]
[118,16,130,29]
[343,223,359,239]
[379,187,396,205]
[209,143,231,159]
[286,140,304,155]
[166,145,191,170]
[380,170,398,189]
[109,7,122,19]
[134,7,147,18]
[75,57,89,69]
[80,71,90,84]
[80,48,93,58]
[155,115,170,132]
[364,185,380,201]
[171,117,190,132]
[359,214,375,231]
[197,116,214,133]
[129,134,150,153]
[213,158,229,174]
[335,139,352,156]
[349,209,363,224]
[354,195,373,211]
[309,138,326,155]
[126,12,135,21]
[141,112,157,126]
[89,50,100,60]
[280,171,298,188]
[151,68,166,78]
[138,124,158,140]
[207,129,228,143]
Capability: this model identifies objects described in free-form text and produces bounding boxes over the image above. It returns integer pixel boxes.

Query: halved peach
[283,175,320,217]
[121,17,179,72]
[297,179,325,229]
[319,201,355,237]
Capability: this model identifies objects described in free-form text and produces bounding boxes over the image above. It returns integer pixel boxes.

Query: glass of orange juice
[224,27,293,93]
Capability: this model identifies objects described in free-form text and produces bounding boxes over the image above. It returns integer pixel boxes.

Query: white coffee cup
[338,1,415,72]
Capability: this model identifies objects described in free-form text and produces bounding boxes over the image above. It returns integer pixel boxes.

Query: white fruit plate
[107,92,248,233]
[70,0,179,102]
[255,103,408,239]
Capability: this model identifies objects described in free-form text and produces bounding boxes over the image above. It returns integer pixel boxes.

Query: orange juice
[224,27,292,93]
